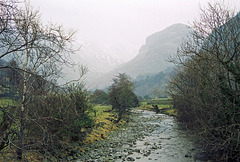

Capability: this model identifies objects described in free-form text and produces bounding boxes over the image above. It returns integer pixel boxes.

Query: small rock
[136,157,141,159]
[144,142,151,146]
[151,146,158,149]
[134,149,140,153]
[185,154,192,158]
[114,154,123,159]
[127,157,135,161]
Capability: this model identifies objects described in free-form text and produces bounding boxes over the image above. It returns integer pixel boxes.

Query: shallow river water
[78,110,209,162]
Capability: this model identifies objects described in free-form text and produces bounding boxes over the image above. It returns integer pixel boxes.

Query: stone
[134,149,141,153]
[143,150,151,157]
[144,142,151,146]
[126,157,135,161]
[114,154,123,159]
[185,154,192,158]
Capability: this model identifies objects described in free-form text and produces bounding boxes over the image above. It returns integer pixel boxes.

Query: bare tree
[0,2,78,160]
[168,2,240,160]
[0,0,29,59]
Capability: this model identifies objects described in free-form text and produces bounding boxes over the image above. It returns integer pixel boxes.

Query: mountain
[59,41,138,85]
[134,67,174,98]
[73,41,138,73]
[93,23,192,89]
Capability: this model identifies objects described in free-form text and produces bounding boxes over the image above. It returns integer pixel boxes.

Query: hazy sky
[30,0,240,47]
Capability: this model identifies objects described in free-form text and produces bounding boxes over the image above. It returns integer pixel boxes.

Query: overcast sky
[30,0,240,47]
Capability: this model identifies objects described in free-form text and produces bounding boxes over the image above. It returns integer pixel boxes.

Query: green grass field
[140,98,172,108]
[0,98,18,107]
[139,98,176,116]
[0,98,20,124]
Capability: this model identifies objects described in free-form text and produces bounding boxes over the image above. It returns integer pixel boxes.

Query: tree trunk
[17,110,24,160]
[17,78,27,160]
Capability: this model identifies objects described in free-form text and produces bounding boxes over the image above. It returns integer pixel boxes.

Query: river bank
[77,109,210,161]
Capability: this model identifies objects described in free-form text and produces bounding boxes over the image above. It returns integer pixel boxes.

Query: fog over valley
[30,0,240,89]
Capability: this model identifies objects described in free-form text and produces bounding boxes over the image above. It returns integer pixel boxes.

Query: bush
[108,73,139,122]
[25,83,94,158]
[168,2,240,160]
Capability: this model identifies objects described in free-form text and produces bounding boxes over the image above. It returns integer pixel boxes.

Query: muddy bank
[77,110,209,161]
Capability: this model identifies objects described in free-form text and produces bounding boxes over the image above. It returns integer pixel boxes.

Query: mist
[30,0,240,47]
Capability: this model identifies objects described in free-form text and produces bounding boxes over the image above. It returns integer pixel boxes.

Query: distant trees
[109,73,139,122]
[134,71,170,98]
[168,2,240,160]
[90,89,110,105]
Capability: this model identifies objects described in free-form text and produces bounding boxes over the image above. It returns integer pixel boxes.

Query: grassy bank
[83,105,126,145]
[138,98,176,116]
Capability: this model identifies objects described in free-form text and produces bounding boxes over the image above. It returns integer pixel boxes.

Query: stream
[78,110,209,162]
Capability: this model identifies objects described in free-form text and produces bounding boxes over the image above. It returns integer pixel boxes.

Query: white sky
[30,0,240,47]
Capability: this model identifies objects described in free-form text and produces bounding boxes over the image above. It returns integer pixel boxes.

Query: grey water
[78,110,209,162]
[119,110,208,162]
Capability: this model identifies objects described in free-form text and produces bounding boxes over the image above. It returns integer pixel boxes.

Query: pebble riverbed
[77,110,209,162]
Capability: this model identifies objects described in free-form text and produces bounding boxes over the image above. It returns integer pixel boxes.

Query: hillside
[60,41,138,85]
[134,67,174,98]
[0,59,8,76]
[92,23,192,89]
[74,41,138,73]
